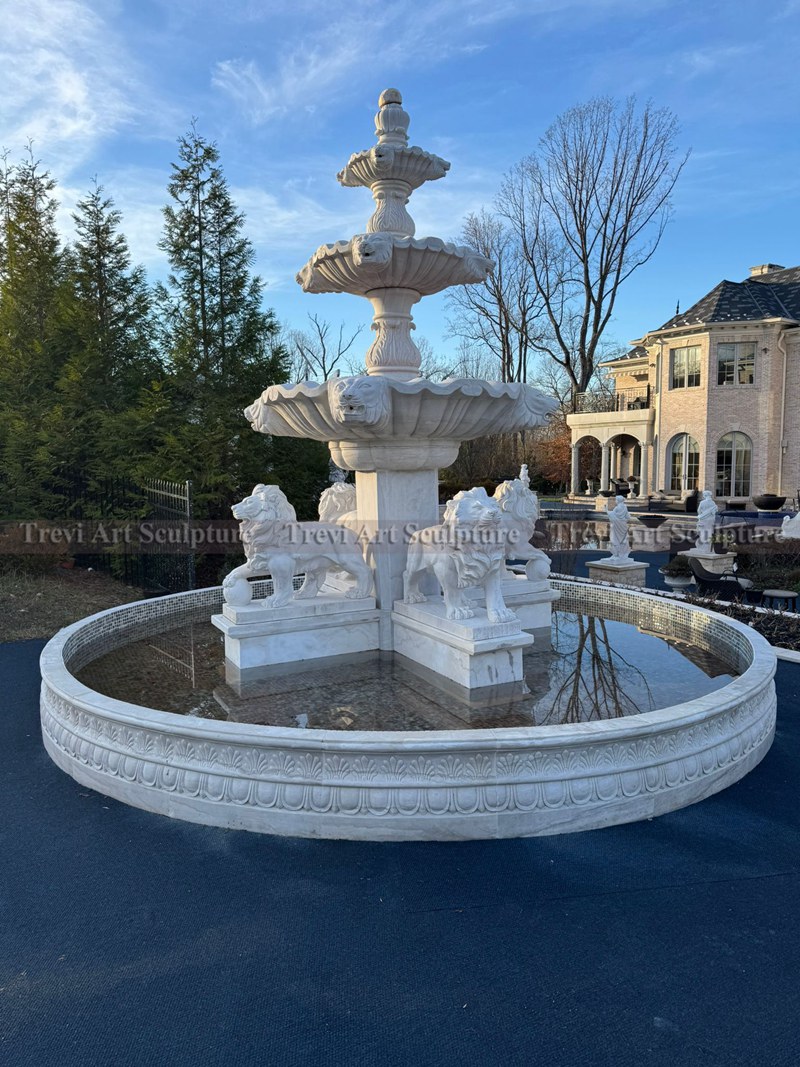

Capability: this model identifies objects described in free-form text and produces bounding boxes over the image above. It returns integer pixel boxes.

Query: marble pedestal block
[392,599,534,689]
[212,594,379,670]
[468,575,561,629]
[679,550,737,575]
[587,558,649,587]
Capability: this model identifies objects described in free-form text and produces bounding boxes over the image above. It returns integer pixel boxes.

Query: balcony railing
[574,386,651,414]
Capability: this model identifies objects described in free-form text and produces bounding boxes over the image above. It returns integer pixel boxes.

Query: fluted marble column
[570,443,581,496]
[638,443,649,498]
[600,444,611,492]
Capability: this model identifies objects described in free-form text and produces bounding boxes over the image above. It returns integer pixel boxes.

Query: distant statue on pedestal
[608,495,631,562]
[692,490,718,554]
[779,511,800,540]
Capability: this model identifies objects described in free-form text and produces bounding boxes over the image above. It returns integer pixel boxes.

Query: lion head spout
[350,232,394,269]
[328,376,391,429]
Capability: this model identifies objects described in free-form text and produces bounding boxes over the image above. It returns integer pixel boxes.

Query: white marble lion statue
[318,482,358,525]
[493,465,551,581]
[402,486,516,623]
[223,484,373,607]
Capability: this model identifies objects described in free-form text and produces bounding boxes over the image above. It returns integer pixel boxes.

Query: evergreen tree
[51,181,162,485]
[154,123,323,517]
[0,150,71,516]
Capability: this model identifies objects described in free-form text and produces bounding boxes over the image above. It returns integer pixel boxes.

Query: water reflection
[535,614,652,725]
[76,610,736,732]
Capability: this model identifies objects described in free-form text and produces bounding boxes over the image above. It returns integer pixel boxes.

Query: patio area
[2,637,800,1067]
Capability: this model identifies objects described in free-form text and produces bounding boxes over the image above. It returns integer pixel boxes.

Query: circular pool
[40,580,777,840]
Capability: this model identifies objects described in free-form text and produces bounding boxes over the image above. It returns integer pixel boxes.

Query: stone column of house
[600,443,611,492]
[609,445,617,481]
[570,443,581,496]
[638,442,649,498]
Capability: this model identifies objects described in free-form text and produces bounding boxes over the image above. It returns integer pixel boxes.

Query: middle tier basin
[245,376,559,461]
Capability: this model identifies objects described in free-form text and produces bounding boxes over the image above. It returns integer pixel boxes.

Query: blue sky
[3,0,800,365]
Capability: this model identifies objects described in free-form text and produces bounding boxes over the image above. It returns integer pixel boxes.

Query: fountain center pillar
[364,287,422,379]
[367,179,415,236]
[355,468,440,648]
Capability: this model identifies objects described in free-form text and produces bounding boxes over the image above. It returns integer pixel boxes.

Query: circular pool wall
[40,581,777,841]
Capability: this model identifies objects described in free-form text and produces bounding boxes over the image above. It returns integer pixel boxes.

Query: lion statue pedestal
[392,599,533,690]
[213,594,381,671]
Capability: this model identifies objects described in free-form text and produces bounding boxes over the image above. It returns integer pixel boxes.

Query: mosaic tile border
[39,582,777,840]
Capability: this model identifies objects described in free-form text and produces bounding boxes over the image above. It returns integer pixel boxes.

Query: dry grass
[1,565,147,642]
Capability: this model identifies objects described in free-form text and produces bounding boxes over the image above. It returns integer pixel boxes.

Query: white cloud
[666,43,756,80]
[0,0,158,175]
[211,0,671,126]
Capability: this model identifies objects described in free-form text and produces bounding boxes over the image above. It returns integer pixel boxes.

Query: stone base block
[679,550,737,575]
[212,594,379,669]
[391,600,534,690]
[587,558,649,587]
[467,576,561,629]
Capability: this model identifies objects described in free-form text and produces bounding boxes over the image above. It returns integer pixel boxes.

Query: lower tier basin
[40,580,777,841]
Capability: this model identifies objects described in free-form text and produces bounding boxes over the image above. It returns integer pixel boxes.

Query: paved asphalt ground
[2,638,799,1067]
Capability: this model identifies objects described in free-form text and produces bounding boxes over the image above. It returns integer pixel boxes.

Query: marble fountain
[39,91,777,840]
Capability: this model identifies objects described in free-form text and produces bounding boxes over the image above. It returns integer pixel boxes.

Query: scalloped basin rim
[263,378,555,403]
[306,234,481,261]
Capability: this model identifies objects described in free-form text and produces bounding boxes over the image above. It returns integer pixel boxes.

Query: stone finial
[375,88,409,147]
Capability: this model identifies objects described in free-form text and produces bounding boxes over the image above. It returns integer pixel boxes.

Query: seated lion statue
[223,484,373,607]
[403,487,516,623]
[493,467,551,581]
[318,482,358,525]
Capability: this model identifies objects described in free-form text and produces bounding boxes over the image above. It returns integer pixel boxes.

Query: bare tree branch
[287,313,364,381]
[498,95,688,407]
[445,209,549,383]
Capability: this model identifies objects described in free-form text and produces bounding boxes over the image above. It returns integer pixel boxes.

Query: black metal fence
[141,479,195,593]
[57,475,196,594]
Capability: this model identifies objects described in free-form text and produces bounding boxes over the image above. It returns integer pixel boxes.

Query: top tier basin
[336,86,450,237]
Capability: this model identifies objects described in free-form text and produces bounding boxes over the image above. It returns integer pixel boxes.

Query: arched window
[667,434,700,492]
[716,432,752,498]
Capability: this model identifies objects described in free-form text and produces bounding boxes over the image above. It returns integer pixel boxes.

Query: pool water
[76,611,737,732]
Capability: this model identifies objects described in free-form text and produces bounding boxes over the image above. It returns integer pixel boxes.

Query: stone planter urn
[660,572,694,589]
[752,493,786,511]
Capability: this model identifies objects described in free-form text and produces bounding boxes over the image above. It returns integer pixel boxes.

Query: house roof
[658,265,800,330]
[600,344,648,368]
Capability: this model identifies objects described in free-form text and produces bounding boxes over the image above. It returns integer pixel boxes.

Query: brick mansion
[566,264,800,506]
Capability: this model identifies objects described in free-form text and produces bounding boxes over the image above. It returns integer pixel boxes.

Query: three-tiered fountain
[212,88,559,689]
[39,90,777,841]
